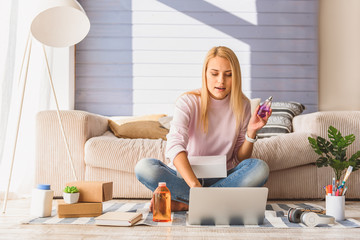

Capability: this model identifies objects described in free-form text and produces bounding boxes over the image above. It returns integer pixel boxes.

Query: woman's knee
[242,158,270,187]
[134,158,158,180]
[253,159,270,186]
[255,159,269,178]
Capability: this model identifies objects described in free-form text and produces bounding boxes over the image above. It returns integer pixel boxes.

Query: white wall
[319,0,360,111]
[76,0,318,116]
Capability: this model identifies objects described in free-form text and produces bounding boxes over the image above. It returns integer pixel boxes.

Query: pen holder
[326,195,345,221]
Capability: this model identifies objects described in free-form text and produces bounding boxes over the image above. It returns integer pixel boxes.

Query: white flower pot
[63,192,80,204]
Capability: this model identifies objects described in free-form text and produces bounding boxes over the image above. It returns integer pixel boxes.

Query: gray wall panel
[76,0,318,116]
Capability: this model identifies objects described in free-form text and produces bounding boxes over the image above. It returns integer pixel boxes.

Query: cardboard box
[66,181,113,203]
[57,200,102,218]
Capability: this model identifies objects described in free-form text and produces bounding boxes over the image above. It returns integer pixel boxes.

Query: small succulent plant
[63,186,79,193]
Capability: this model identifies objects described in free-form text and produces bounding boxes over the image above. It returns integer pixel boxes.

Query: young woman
[135,46,271,211]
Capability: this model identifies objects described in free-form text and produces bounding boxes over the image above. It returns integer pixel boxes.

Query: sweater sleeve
[233,100,251,162]
[165,95,193,164]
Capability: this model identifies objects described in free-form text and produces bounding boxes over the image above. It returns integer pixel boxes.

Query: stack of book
[94,211,143,226]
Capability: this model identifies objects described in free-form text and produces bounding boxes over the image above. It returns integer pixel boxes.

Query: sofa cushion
[109,120,169,140]
[271,101,305,117]
[252,132,318,172]
[109,114,168,140]
[158,116,172,130]
[257,101,305,138]
[84,131,169,173]
[109,113,166,125]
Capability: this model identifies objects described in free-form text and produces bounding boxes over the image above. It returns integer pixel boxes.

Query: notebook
[187,187,268,225]
[95,212,143,226]
[176,155,227,178]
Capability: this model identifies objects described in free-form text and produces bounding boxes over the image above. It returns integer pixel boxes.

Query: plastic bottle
[257,96,273,118]
[30,184,54,217]
[153,182,171,222]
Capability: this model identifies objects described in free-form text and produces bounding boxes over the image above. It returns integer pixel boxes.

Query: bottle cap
[37,184,51,190]
[268,96,273,101]
[158,182,166,187]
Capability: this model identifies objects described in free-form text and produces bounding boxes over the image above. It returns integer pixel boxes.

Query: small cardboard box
[66,181,113,203]
[57,200,102,218]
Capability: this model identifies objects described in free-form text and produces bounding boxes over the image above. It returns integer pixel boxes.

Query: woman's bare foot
[149,197,189,212]
[171,200,189,211]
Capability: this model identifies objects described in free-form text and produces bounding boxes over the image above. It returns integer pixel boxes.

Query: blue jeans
[135,158,269,204]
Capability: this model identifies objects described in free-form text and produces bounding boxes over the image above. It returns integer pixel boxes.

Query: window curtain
[0,0,53,200]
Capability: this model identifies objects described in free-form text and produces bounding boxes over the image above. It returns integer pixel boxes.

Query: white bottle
[30,184,54,217]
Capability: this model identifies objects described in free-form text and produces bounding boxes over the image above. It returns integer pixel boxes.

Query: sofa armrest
[293,111,360,198]
[35,110,108,196]
[293,111,360,135]
[252,132,318,172]
[293,111,360,165]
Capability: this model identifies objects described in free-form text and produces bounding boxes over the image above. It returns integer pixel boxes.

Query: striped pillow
[257,102,305,138]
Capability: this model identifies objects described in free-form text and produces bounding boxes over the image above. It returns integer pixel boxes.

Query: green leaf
[316,156,329,167]
[334,149,347,163]
[329,159,347,172]
[349,151,360,170]
[342,134,355,148]
[328,126,342,144]
[308,137,322,155]
[317,137,332,154]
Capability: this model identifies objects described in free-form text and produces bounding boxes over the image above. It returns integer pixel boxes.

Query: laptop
[187,187,268,225]
[176,155,227,179]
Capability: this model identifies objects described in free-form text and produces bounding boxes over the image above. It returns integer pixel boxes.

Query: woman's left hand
[247,105,272,135]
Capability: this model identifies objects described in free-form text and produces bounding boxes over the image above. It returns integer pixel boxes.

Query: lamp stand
[2,35,78,214]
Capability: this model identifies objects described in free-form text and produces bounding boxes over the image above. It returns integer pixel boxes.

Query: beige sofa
[35,110,360,199]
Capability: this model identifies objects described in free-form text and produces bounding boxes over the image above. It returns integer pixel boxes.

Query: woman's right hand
[173,152,202,188]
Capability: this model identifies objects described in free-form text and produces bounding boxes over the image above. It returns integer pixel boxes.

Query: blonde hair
[186,46,249,133]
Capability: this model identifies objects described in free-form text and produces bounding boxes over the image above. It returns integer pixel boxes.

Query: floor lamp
[2,0,90,214]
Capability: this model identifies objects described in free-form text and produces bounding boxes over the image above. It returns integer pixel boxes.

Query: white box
[177,155,227,179]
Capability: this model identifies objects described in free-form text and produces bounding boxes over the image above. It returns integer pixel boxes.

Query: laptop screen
[187,187,268,225]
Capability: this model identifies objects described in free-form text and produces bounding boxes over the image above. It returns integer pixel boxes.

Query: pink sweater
[165,93,251,171]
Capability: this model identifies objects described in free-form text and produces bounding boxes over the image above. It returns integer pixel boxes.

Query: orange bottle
[153,182,171,222]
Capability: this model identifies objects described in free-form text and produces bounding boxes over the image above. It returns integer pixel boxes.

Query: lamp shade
[30,0,90,48]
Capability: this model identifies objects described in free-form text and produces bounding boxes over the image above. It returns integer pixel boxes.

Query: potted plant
[308,125,360,181]
[63,186,80,204]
